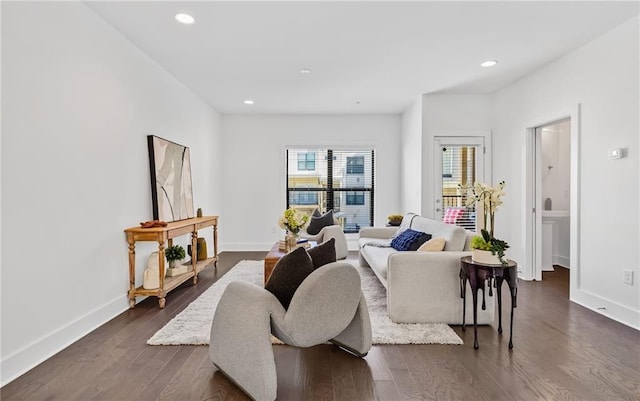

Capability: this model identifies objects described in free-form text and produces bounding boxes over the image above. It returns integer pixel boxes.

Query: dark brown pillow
[265,247,314,309]
[306,210,335,235]
[307,238,337,269]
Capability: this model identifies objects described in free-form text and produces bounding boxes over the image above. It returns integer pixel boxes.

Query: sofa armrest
[384,251,494,324]
[359,227,398,240]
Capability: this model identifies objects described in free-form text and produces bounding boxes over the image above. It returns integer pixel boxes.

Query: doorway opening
[537,120,571,289]
[434,136,485,231]
[525,106,579,292]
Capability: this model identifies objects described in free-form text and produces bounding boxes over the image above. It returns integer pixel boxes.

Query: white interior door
[434,136,485,230]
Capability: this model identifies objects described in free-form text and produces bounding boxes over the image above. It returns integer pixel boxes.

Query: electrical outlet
[623,270,634,285]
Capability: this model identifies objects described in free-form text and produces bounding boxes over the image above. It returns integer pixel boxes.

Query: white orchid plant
[278,207,309,234]
[460,181,510,264]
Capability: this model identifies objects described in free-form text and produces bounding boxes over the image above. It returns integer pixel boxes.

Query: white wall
[541,121,571,211]
[221,115,401,251]
[421,94,492,219]
[1,2,222,385]
[491,16,639,328]
[400,97,423,215]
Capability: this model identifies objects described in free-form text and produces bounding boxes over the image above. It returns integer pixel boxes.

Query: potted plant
[278,207,309,235]
[278,208,310,250]
[387,214,403,226]
[461,181,510,265]
[165,245,186,269]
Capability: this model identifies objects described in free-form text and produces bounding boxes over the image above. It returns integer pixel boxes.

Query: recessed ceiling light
[175,13,195,24]
[243,99,254,105]
[481,60,498,67]
[299,68,311,74]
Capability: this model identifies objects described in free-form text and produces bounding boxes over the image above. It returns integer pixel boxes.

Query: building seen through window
[286,149,374,233]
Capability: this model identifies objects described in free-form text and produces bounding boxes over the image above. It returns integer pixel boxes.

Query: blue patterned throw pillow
[390,229,432,251]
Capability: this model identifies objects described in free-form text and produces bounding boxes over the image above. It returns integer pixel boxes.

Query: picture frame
[147,135,195,222]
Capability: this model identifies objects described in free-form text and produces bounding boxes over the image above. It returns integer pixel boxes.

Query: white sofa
[358,213,494,325]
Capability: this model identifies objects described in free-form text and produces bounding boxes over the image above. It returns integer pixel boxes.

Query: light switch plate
[623,270,634,285]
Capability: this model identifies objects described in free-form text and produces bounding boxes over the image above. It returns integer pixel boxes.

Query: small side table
[459,256,518,349]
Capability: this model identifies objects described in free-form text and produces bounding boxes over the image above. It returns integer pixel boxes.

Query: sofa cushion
[418,237,446,252]
[390,229,432,251]
[265,247,314,309]
[360,245,394,281]
[307,238,336,269]
[306,210,334,235]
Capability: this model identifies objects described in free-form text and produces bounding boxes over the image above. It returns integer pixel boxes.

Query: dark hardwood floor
[2,253,639,401]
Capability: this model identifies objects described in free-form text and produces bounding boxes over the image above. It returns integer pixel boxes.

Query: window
[287,149,374,233]
[346,156,364,174]
[346,192,365,205]
[440,145,477,231]
[442,147,453,178]
[297,152,315,171]
[289,192,318,205]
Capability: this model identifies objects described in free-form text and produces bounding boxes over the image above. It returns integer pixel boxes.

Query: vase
[286,232,299,251]
[471,249,502,265]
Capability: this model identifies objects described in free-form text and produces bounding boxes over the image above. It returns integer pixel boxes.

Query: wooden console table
[124,216,218,308]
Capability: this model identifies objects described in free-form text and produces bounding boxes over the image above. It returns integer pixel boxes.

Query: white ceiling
[85,1,639,114]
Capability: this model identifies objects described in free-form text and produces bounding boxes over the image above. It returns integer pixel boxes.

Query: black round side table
[460,256,518,349]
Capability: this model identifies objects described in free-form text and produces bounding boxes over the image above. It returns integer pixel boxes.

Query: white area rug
[147,260,463,346]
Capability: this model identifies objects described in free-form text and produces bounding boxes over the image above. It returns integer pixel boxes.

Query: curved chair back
[272,261,361,347]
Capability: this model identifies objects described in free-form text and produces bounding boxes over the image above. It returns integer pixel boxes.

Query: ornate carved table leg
[192,231,198,284]
[471,277,480,349]
[495,276,504,335]
[460,269,467,332]
[127,238,136,309]
[507,268,517,349]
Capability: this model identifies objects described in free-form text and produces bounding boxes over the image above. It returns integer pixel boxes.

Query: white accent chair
[301,224,349,259]
[209,261,371,401]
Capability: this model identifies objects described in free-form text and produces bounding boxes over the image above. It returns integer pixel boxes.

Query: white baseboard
[553,254,570,268]
[1,296,129,387]
[571,289,640,331]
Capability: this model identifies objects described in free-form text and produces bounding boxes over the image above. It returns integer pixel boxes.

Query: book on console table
[278,240,311,252]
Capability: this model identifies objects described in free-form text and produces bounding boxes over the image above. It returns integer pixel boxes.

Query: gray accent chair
[209,261,372,401]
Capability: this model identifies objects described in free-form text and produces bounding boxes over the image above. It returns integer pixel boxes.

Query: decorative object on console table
[460,181,510,265]
[197,207,203,217]
[165,244,187,276]
[188,237,208,261]
[143,252,160,289]
[147,135,195,222]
